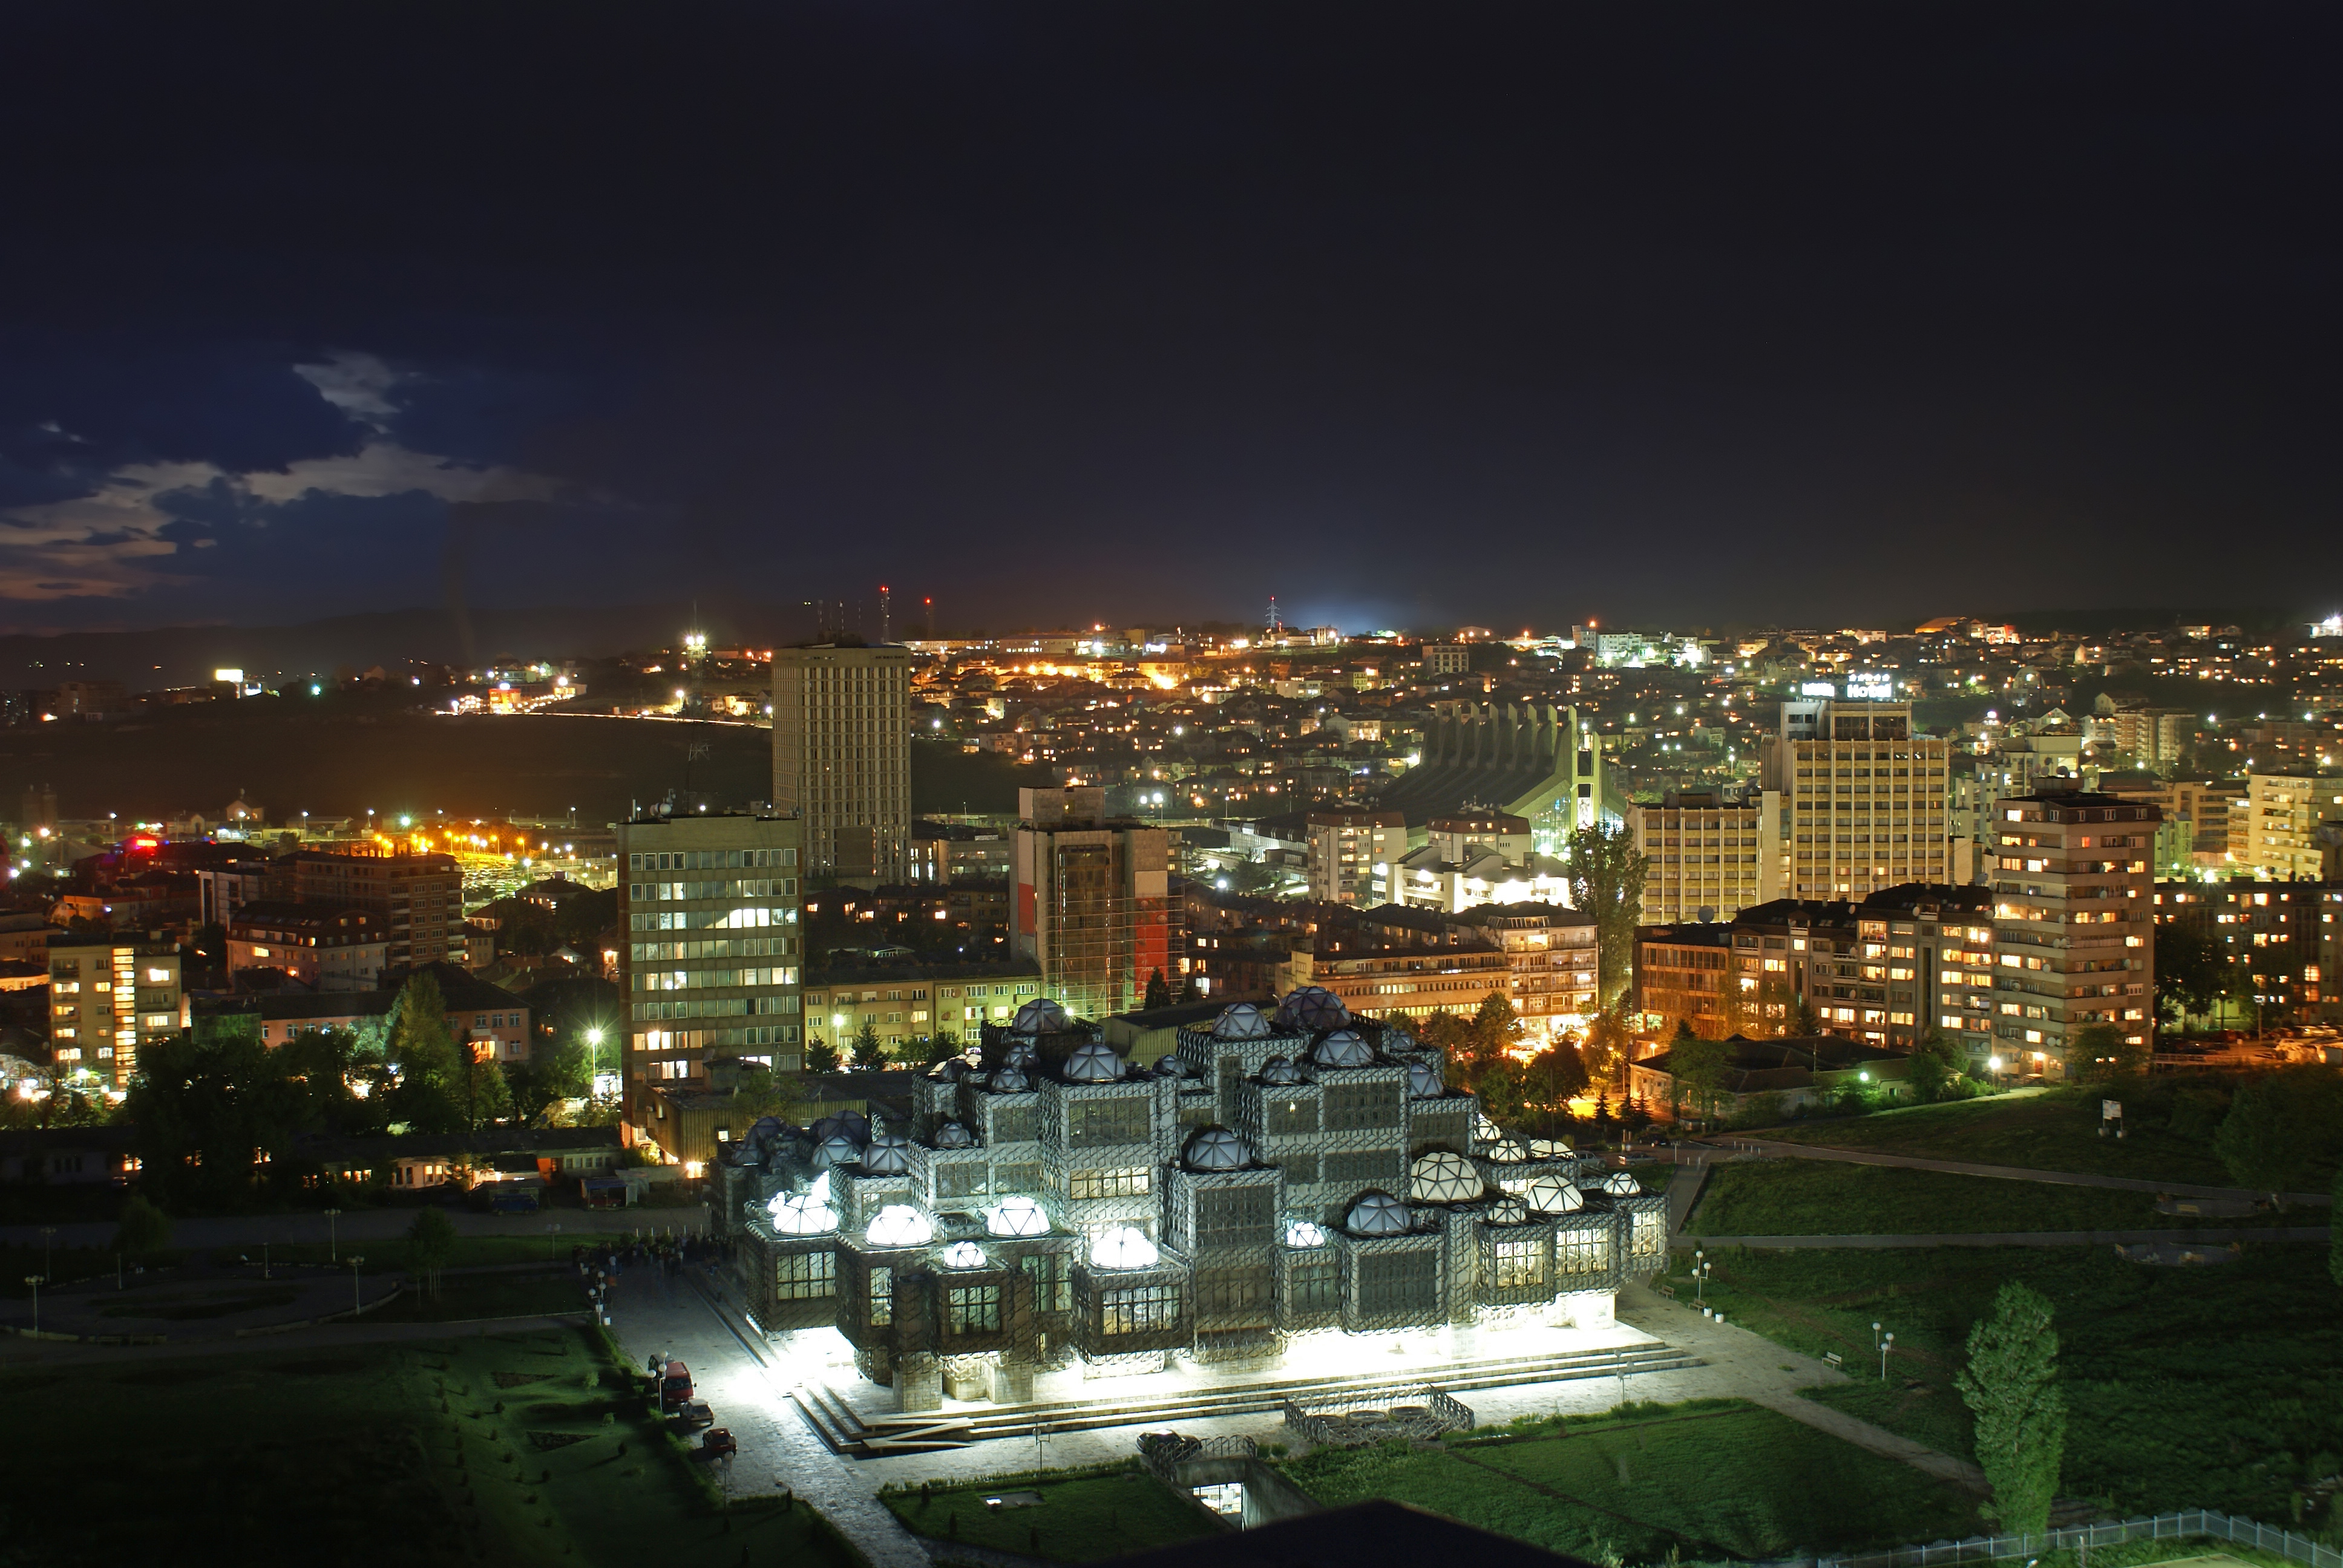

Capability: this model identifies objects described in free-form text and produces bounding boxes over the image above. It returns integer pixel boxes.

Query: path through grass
[1760,1086,2238,1185]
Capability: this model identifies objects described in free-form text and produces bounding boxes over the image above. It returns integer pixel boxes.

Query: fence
[1789,1509,2343,1568]
[1280,1385,1476,1447]
[1137,1432,1258,1486]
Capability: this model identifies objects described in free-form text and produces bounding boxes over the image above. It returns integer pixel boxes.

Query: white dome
[1183,1126,1252,1172]
[1312,1029,1373,1068]
[860,1134,914,1175]
[1276,986,1351,1032]
[1259,1056,1305,1086]
[1528,1137,1573,1159]
[812,1111,870,1144]
[1002,1041,1039,1069]
[865,1204,934,1248]
[1409,1150,1483,1204]
[1522,1174,1584,1214]
[1473,1114,1503,1145]
[1405,1060,1444,1099]
[1089,1225,1161,1270]
[940,1240,988,1270]
[933,1122,975,1149]
[1484,1195,1531,1226]
[1377,1018,1422,1053]
[811,1134,860,1169]
[1593,1170,1642,1197]
[767,1172,838,1235]
[1012,998,1067,1034]
[1345,1191,1414,1236]
[1211,1002,1274,1039]
[1484,1138,1529,1164]
[1062,1042,1124,1083]
[1283,1218,1328,1248]
[985,1195,1050,1238]
[988,1065,1031,1094]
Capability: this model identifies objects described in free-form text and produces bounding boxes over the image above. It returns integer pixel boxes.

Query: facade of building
[803,962,1044,1055]
[1012,788,1174,1022]
[2233,771,2343,880]
[1374,702,1604,853]
[772,643,914,883]
[1763,699,1951,900]
[1420,643,1472,676]
[2098,777,2246,871]
[48,933,183,1089]
[284,846,463,969]
[723,990,1666,1411]
[1858,884,1997,1054]
[616,809,805,1120]
[1989,788,2158,1070]
[1631,924,1735,1039]
[1627,787,1784,924]
[1304,809,1407,904]
[1628,1034,1913,1119]
[226,901,387,991]
[2152,880,2341,1027]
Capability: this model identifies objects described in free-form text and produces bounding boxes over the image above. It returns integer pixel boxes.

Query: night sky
[2,3,2338,642]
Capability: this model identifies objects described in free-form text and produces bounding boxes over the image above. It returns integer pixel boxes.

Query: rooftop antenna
[880,584,891,644]
[1267,596,1283,638]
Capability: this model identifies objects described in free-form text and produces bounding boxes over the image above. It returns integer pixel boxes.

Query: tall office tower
[1012,787,1173,1020]
[47,932,183,1090]
[1627,786,1784,923]
[283,844,463,969]
[771,642,914,883]
[1763,698,1950,900]
[1990,786,2158,1073]
[615,808,805,1123]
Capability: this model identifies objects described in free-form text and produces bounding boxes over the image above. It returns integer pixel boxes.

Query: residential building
[1012,788,1174,1021]
[616,808,805,1122]
[1856,884,1997,1056]
[1763,699,1950,899]
[2233,771,2343,880]
[1989,788,2158,1071]
[1631,923,1735,1039]
[1386,841,1571,915]
[772,642,914,882]
[802,961,1042,1056]
[223,968,532,1060]
[47,932,183,1090]
[2097,777,2246,872]
[283,846,463,968]
[1628,1034,1913,1120]
[195,861,277,929]
[1450,903,1600,1035]
[1304,808,1407,904]
[1420,642,1472,676]
[1627,786,1784,924]
[2153,880,2338,1027]
[2087,707,2196,767]
[226,901,387,991]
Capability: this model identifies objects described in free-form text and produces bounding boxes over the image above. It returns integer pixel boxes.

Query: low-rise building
[803,961,1043,1056]
[48,932,183,1090]
[1628,1033,1913,1120]
[226,901,387,991]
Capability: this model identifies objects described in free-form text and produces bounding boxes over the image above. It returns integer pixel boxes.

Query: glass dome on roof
[987,1065,1031,1094]
[1483,1195,1532,1226]
[985,1195,1050,1238]
[1089,1226,1161,1270]
[939,1240,988,1269]
[1312,1029,1374,1068]
[1405,1060,1444,1099]
[1378,1018,1423,1053]
[1409,1150,1483,1204]
[1528,1137,1573,1159]
[1484,1137,1529,1163]
[926,1058,965,1081]
[1592,1170,1642,1197]
[1183,1126,1252,1172]
[932,1121,975,1149]
[1002,1041,1038,1069]
[767,1172,838,1235]
[750,1115,784,1142]
[1011,998,1067,1034]
[1258,1056,1305,1086]
[1276,985,1351,1033]
[859,1134,914,1175]
[1154,1054,1192,1077]
[1473,1113,1503,1145]
[1345,1191,1414,1236]
[1521,1174,1584,1214]
[810,1134,861,1170]
[1063,1042,1124,1083]
[1283,1218,1328,1249]
[811,1111,870,1146]
[865,1204,934,1248]
[1210,1002,1274,1040]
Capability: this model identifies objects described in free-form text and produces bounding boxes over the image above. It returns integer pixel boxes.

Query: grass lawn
[1670,1241,2343,1521]
[1280,1399,1981,1562]
[883,1467,1221,1562]
[1760,1086,2241,1186]
[1683,1161,2299,1237]
[0,1324,862,1568]
[372,1269,588,1323]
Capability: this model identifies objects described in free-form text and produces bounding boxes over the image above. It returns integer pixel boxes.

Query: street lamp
[25,1275,44,1334]
[324,1207,342,1264]
[1693,1249,1709,1304]
[546,1221,563,1260]
[38,1226,56,1278]
[348,1257,365,1316]
[1880,1331,1895,1380]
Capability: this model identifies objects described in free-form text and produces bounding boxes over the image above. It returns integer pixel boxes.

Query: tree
[850,1017,888,1071]
[508,1034,590,1125]
[1668,1031,1732,1125]
[384,973,465,1135]
[1906,1029,1964,1103]
[1475,1059,1529,1126]
[1955,1281,2067,1532]
[2069,1022,2147,1084]
[1522,1044,1590,1110]
[1143,969,1173,1010]
[1567,822,1648,1005]
[1176,975,1202,1004]
[804,1038,841,1074]
[1462,994,1526,1088]
[113,1194,172,1261]
[732,1062,802,1125]
[2212,1071,2340,1203]
[2332,1168,2343,1289]
[1787,995,1822,1037]
[2155,923,2224,1030]
[1581,1005,1633,1088]
[407,1206,457,1300]
[126,1031,305,1209]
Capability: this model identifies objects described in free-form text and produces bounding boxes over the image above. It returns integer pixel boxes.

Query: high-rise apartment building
[771,643,914,883]
[48,932,183,1090]
[2097,777,2246,872]
[283,846,463,969]
[1990,787,2158,1071]
[1763,699,1950,899]
[1628,786,1784,923]
[2234,771,2343,880]
[1303,808,1406,904]
[1011,787,1173,1020]
[615,809,805,1122]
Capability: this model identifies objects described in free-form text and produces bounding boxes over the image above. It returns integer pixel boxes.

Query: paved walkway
[1723,1137,2332,1206]
[1682,1226,2327,1250]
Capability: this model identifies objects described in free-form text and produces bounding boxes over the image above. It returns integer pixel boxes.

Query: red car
[660,1361,693,1408]
[701,1428,737,1460]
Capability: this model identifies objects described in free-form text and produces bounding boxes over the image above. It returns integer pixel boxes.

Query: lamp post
[546,1221,563,1261]
[585,1027,604,1086]
[324,1207,342,1264]
[348,1257,365,1316]
[1694,1249,1708,1304]
[38,1226,56,1279]
[263,1240,270,1280]
[1880,1331,1894,1380]
[25,1274,44,1334]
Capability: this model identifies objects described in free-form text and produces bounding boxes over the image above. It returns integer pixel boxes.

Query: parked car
[660,1360,693,1408]
[701,1428,737,1460]
[672,1400,714,1431]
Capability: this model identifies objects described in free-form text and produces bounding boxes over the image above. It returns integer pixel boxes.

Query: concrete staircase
[792,1338,1702,1455]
